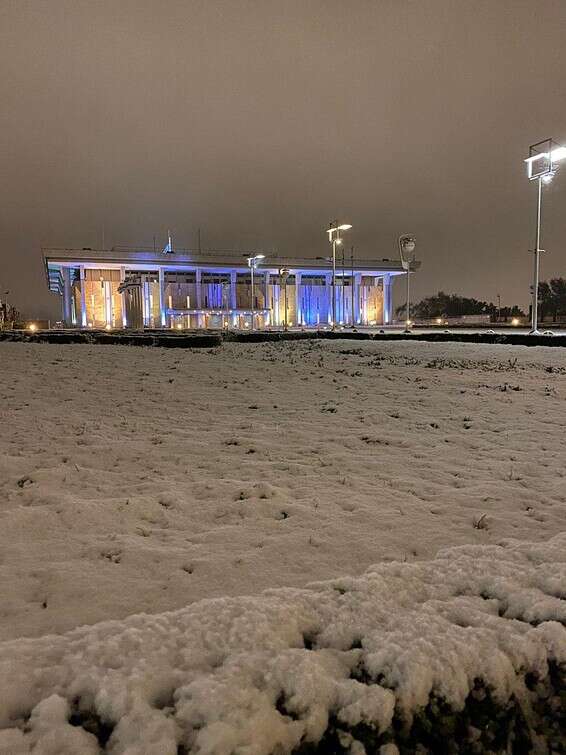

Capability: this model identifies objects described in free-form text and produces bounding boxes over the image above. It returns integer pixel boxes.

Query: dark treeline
[397,291,525,320]
[399,277,566,320]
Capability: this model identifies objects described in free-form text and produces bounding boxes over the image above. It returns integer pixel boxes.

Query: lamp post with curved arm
[326,222,352,330]
[278,267,290,331]
[398,234,416,334]
[245,254,265,331]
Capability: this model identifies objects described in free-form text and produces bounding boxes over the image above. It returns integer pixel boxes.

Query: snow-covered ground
[1,339,565,642]
[1,339,565,751]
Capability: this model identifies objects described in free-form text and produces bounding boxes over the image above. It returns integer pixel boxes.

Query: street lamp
[398,234,416,333]
[524,139,566,334]
[326,222,352,330]
[245,254,265,331]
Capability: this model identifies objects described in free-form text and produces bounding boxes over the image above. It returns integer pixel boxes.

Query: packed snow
[0,339,565,641]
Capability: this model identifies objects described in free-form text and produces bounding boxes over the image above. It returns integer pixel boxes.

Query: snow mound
[0,535,565,754]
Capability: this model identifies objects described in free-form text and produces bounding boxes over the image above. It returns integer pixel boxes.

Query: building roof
[43,246,420,277]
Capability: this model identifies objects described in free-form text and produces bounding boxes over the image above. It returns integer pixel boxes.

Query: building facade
[44,247,416,329]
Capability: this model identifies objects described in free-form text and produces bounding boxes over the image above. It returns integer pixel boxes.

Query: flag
[162,231,173,254]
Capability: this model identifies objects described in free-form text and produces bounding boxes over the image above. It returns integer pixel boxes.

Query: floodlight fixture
[245,253,265,268]
[525,141,566,180]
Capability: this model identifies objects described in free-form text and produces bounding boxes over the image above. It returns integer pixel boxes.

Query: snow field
[1,339,565,750]
[0,339,565,641]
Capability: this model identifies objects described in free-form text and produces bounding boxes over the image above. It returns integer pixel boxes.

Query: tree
[397,291,525,320]
[549,278,566,318]
[531,278,566,321]
[0,301,20,329]
[537,281,553,320]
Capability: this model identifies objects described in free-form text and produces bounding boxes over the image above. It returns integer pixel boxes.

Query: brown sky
[1,0,566,318]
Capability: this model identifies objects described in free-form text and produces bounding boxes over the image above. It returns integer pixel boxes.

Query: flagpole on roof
[162,231,173,255]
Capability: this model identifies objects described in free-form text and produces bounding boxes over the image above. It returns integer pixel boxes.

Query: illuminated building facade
[44,247,417,329]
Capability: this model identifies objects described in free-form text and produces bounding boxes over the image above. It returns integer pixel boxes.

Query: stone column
[230,271,238,327]
[264,272,270,326]
[295,272,302,326]
[104,281,113,327]
[142,276,149,326]
[195,269,203,328]
[354,273,362,325]
[62,267,73,326]
[272,276,279,326]
[79,265,87,327]
[324,272,332,325]
[383,274,393,325]
[158,267,166,327]
[120,266,127,328]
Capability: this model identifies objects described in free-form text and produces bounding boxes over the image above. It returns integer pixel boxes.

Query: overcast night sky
[1,0,566,318]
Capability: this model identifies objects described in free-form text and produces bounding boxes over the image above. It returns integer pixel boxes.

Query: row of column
[62,265,129,328]
[61,266,394,328]
[293,272,393,327]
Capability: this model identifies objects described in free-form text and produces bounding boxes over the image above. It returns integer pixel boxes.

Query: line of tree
[397,291,525,320]
[536,278,566,320]
[0,301,21,329]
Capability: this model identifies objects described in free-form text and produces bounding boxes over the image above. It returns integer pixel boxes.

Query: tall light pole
[525,139,566,334]
[398,234,416,333]
[326,222,352,330]
[246,254,265,331]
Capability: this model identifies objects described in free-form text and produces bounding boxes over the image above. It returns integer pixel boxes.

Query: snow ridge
[0,534,565,754]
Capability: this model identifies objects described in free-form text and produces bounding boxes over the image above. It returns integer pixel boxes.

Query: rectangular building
[44,247,415,329]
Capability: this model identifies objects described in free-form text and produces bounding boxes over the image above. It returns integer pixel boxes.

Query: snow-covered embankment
[0,534,564,753]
